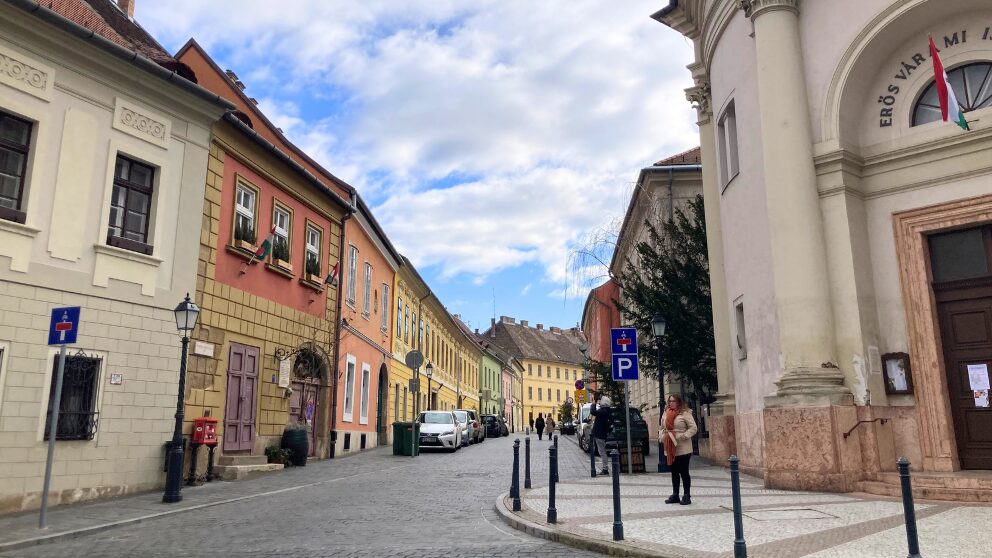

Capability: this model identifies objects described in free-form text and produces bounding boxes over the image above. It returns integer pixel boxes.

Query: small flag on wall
[325,262,339,287]
[929,36,969,131]
[255,227,276,261]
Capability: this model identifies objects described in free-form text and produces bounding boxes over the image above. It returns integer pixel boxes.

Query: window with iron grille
[108,155,155,255]
[45,354,101,440]
[0,111,32,224]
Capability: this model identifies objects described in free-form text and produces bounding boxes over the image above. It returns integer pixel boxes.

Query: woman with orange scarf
[661,394,698,505]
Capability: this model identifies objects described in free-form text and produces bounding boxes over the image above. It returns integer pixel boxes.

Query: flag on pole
[325,262,339,287]
[929,36,969,131]
[254,227,276,261]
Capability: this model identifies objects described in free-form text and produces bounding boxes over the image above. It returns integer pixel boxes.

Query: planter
[236,239,257,253]
[281,428,309,466]
[305,273,322,285]
[275,259,294,273]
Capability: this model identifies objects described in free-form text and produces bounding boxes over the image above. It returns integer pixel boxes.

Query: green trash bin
[392,422,420,456]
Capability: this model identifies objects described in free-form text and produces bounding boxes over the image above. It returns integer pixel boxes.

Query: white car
[576,403,593,450]
[418,411,461,451]
[456,409,485,443]
[452,410,473,447]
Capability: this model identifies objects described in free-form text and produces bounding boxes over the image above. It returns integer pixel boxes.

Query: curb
[493,491,683,558]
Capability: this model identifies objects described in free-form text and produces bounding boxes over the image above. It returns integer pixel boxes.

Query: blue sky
[137,1,698,330]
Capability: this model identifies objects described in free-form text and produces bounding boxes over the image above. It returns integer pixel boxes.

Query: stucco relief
[0,45,54,101]
[685,79,712,116]
[742,0,799,19]
[112,97,171,148]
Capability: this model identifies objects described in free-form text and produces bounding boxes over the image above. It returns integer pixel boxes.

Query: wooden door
[223,343,258,452]
[289,379,320,456]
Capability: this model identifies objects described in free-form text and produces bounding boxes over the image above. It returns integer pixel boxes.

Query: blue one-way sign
[48,307,80,346]
[610,327,639,381]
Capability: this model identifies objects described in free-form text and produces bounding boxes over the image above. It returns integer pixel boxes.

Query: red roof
[46,0,174,63]
[654,146,701,166]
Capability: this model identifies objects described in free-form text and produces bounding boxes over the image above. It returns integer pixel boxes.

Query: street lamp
[651,313,668,473]
[425,362,434,410]
[163,293,200,503]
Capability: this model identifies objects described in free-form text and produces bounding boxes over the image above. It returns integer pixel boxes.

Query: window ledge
[299,277,324,293]
[0,218,40,238]
[225,244,257,261]
[265,263,295,280]
[93,243,163,266]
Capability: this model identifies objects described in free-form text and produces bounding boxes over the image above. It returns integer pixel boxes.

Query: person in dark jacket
[590,395,613,474]
[535,413,546,440]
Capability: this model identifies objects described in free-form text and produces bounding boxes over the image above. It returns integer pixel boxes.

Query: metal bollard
[729,455,748,558]
[590,436,597,478]
[525,436,532,489]
[897,457,923,558]
[548,445,558,523]
[610,450,623,540]
[186,443,200,486]
[553,435,559,483]
[205,444,216,482]
[511,439,521,511]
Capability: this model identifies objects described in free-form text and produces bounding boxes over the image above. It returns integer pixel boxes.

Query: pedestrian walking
[590,395,613,475]
[529,416,535,433]
[535,413,546,440]
[547,416,556,437]
[661,394,698,505]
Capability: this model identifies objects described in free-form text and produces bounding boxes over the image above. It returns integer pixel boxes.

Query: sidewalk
[496,456,992,557]
[0,446,405,554]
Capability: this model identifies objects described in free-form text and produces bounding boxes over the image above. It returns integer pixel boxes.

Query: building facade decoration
[0,44,53,100]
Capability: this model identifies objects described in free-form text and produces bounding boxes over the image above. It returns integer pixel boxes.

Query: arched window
[293,346,327,380]
[912,61,992,126]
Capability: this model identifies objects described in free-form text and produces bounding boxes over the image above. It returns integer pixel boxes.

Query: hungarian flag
[325,262,339,287]
[254,226,276,261]
[929,36,969,131]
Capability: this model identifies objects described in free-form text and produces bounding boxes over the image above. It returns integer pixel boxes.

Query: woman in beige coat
[661,394,698,505]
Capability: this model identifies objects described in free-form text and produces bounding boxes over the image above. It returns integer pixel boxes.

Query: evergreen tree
[617,194,716,398]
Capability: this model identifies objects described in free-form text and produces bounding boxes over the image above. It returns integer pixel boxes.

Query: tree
[558,400,574,424]
[616,194,716,398]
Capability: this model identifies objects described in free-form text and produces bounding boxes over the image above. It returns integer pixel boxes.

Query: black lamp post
[651,313,669,473]
[425,362,434,410]
[163,293,200,503]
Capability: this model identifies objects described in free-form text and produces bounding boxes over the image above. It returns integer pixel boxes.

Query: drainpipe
[329,192,356,458]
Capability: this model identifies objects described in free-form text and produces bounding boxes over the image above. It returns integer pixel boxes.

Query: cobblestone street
[1,433,597,558]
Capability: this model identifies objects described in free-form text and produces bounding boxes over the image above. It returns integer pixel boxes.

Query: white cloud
[137,1,697,293]
[520,284,532,296]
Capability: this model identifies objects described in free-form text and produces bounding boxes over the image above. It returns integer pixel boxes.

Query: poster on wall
[278,359,291,388]
[968,364,990,408]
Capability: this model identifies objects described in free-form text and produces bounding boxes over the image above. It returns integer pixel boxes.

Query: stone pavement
[0,432,598,557]
[498,436,992,558]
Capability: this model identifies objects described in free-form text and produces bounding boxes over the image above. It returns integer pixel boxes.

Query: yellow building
[484,317,585,427]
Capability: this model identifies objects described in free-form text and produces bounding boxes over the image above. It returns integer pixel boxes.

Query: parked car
[481,414,502,438]
[417,411,461,451]
[452,410,473,447]
[498,416,510,436]
[579,405,651,456]
[457,409,485,443]
[576,403,593,448]
[560,419,577,435]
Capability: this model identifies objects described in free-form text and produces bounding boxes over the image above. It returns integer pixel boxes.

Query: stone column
[748,0,850,407]
[689,75,737,464]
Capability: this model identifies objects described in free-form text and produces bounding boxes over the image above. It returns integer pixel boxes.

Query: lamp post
[651,313,669,474]
[163,293,200,503]
[425,362,434,410]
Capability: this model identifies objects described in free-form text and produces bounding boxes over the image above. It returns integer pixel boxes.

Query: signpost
[610,327,639,474]
[405,350,424,458]
[575,389,587,404]
[41,306,81,528]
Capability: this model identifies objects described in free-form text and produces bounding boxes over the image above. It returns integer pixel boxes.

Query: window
[402,386,408,421]
[419,319,424,346]
[393,383,400,425]
[537,387,541,401]
[359,363,371,424]
[108,155,155,254]
[556,389,561,402]
[528,364,532,376]
[272,205,291,263]
[234,183,256,245]
[396,297,403,337]
[717,101,740,187]
[537,365,542,377]
[381,284,390,330]
[304,224,321,276]
[735,299,747,360]
[913,62,992,127]
[0,111,32,223]
[928,226,991,283]
[343,356,356,422]
[45,354,101,440]
[346,246,358,304]
[556,367,560,379]
[362,263,372,317]
[404,304,410,344]
[547,388,551,401]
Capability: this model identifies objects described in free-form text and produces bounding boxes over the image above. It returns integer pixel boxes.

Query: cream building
[655,0,992,499]
[0,1,231,511]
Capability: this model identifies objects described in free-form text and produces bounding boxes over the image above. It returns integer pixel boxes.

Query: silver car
[452,410,473,447]
[456,408,484,443]
[418,411,461,451]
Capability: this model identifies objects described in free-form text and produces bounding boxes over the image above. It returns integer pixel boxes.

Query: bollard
[205,444,216,482]
[525,436,532,489]
[553,435,559,483]
[897,457,923,558]
[511,439,521,511]
[610,450,623,540]
[548,445,558,523]
[729,456,748,558]
[186,443,200,486]
[590,435,597,478]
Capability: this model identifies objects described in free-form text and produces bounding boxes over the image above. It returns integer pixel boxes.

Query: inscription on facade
[877,29,990,127]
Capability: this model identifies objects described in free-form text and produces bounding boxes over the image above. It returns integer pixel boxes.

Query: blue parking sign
[612,354,639,381]
[48,307,80,346]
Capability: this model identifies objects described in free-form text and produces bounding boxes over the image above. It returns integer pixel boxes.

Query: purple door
[224,343,258,452]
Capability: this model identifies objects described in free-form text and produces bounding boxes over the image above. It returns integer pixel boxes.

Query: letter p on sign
[612,354,639,381]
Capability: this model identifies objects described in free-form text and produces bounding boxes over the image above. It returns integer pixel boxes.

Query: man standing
[590,395,613,475]
[535,413,546,441]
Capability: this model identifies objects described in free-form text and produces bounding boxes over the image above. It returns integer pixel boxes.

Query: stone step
[857,480,992,503]
[213,463,284,481]
[875,471,992,490]
[217,455,269,466]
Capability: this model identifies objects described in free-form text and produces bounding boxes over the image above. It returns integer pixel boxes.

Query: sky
[136,0,698,333]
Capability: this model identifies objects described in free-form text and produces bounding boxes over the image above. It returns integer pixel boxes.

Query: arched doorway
[375,363,388,446]
[288,345,328,457]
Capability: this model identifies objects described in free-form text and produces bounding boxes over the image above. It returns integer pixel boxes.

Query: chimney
[551,327,561,334]
[474,328,479,335]
[117,0,135,19]
[520,320,528,327]
[536,324,543,330]
[225,69,246,91]
[500,316,515,324]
